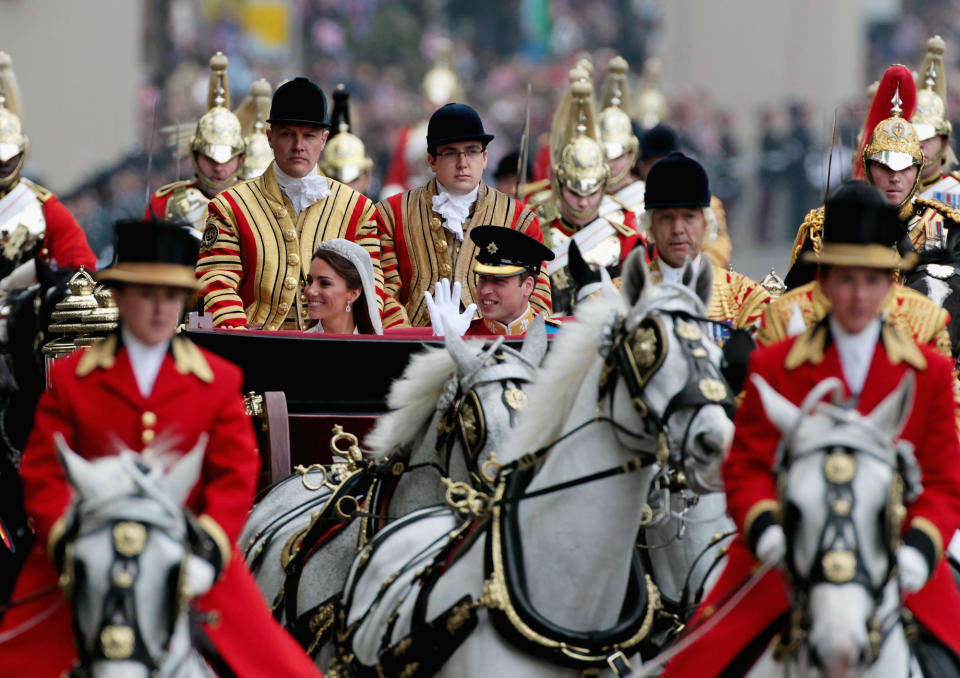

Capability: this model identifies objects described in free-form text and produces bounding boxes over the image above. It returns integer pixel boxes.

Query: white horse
[337,252,736,677]
[54,434,215,678]
[745,373,923,678]
[239,322,547,666]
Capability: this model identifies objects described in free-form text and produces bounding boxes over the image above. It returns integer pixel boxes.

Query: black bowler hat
[644,151,710,209]
[640,124,680,160]
[426,103,494,153]
[803,180,916,270]
[96,219,201,290]
[267,77,329,128]
[470,225,554,277]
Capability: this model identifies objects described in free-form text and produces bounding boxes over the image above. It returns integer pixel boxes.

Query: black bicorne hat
[426,103,494,153]
[268,77,329,128]
[644,151,710,209]
[470,225,554,277]
[96,219,201,290]
[803,180,916,270]
[639,124,680,160]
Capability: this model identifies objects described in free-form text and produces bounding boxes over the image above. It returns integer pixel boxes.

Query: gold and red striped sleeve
[196,197,248,328]
[375,195,410,328]
[513,207,553,316]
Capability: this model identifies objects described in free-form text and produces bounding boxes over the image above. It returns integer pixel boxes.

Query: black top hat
[96,219,201,290]
[267,77,329,128]
[644,152,710,209]
[470,225,554,277]
[640,124,680,160]
[426,103,494,153]
[803,180,916,270]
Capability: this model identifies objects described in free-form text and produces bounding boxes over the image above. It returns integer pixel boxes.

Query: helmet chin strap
[193,154,243,198]
[0,153,25,199]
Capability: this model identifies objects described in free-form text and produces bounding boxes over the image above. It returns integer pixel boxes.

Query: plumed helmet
[553,78,609,199]
[191,53,245,165]
[598,56,639,167]
[319,84,373,184]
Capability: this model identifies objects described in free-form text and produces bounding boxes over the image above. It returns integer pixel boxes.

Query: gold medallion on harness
[113,522,147,557]
[698,378,728,402]
[822,550,857,583]
[504,388,527,411]
[101,625,135,659]
[631,327,659,368]
[676,322,702,341]
[824,453,856,484]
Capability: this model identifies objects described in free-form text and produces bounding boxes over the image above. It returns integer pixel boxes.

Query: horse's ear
[444,321,478,375]
[865,371,915,440]
[156,434,207,507]
[520,314,548,367]
[750,373,799,435]
[691,258,713,307]
[54,433,102,502]
[620,248,650,306]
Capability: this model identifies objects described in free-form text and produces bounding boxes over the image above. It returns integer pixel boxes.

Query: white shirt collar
[121,325,169,398]
[829,316,880,396]
[273,161,331,215]
[657,254,703,285]
[431,181,479,241]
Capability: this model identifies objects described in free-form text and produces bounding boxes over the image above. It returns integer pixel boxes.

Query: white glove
[183,554,216,598]
[424,279,476,337]
[0,259,38,294]
[896,545,930,593]
[755,524,787,566]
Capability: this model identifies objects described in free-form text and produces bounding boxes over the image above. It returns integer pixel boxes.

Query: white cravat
[657,254,703,285]
[829,316,879,397]
[431,182,478,241]
[121,325,169,399]
[273,162,331,215]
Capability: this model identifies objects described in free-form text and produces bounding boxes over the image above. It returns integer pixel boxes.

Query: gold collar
[784,318,925,371]
[76,333,214,383]
[482,305,535,336]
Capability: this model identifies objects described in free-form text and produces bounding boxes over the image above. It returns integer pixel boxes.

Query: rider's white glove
[755,524,787,566]
[184,554,216,598]
[896,544,930,593]
[424,279,476,338]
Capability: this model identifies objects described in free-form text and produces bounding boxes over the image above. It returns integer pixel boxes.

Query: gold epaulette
[23,179,53,204]
[756,282,826,347]
[604,210,636,237]
[154,179,196,199]
[544,316,563,327]
[519,178,550,200]
[915,196,960,224]
[789,206,825,266]
[887,285,950,350]
[710,268,771,330]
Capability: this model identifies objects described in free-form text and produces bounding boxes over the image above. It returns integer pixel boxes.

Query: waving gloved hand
[755,524,787,567]
[424,279,476,337]
[896,544,930,593]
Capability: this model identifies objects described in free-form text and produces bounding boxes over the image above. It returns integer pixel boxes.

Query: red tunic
[38,190,97,272]
[0,336,322,677]
[662,324,960,676]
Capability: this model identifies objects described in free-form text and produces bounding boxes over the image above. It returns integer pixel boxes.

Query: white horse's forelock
[364,344,460,456]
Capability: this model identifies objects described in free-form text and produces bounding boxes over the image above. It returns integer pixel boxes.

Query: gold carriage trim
[910,516,944,562]
[743,499,780,541]
[198,514,232,568]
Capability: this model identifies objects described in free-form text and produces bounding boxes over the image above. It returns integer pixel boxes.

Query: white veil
[313,239,383,335]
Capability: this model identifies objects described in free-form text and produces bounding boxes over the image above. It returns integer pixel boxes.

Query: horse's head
[601,252,736,493]
[55,434,208,678]
[753,374,918,676]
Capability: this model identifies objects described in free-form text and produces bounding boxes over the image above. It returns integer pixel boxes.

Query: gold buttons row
[141,411,157,447]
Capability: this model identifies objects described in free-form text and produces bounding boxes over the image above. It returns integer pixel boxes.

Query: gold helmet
[191,53,245,195]
[422,38,463,107]
[634,58,669,130]
[912,36,951,142]
[553,79,609,221]
[598,56,639,179]
[0,52,27,193]
[319,84,373,186]
[237,78,273,179]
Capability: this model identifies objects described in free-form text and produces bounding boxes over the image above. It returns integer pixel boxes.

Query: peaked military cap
[470,225,554,277]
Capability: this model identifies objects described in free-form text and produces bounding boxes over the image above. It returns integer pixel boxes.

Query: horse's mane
[504,293,624,458]
[364,344,460,456]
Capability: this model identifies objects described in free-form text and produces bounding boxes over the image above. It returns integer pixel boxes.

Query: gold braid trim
[743,499,780,541]
[915,196,960,224]
[789,207,825,266]
[910,516,945,563]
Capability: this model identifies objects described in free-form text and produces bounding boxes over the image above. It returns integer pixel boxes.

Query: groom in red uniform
[0,219,322,677]
[662,181,960,676]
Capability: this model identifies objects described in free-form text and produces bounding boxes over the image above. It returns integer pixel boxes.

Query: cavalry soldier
[541,72,642,315]
[662,181,960,676]
[146,53,246,232]
[635,123,733,268]
[787,64,960,289]
[914,36,960,208]
[598,56,644,214]
[375,102,551,328]
[644,152,769,343]
[0,219,323,677]
[319,84,373,196]
[0,52,95,295]
[196,76,398,329]
[425,225,556,337]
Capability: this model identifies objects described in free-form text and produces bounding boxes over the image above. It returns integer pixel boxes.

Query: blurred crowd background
[7,0,960,272]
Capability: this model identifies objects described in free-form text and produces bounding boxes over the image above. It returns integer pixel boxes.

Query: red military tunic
[0,334,322,678]
[662,321,960,677]
[145,178,210,233]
